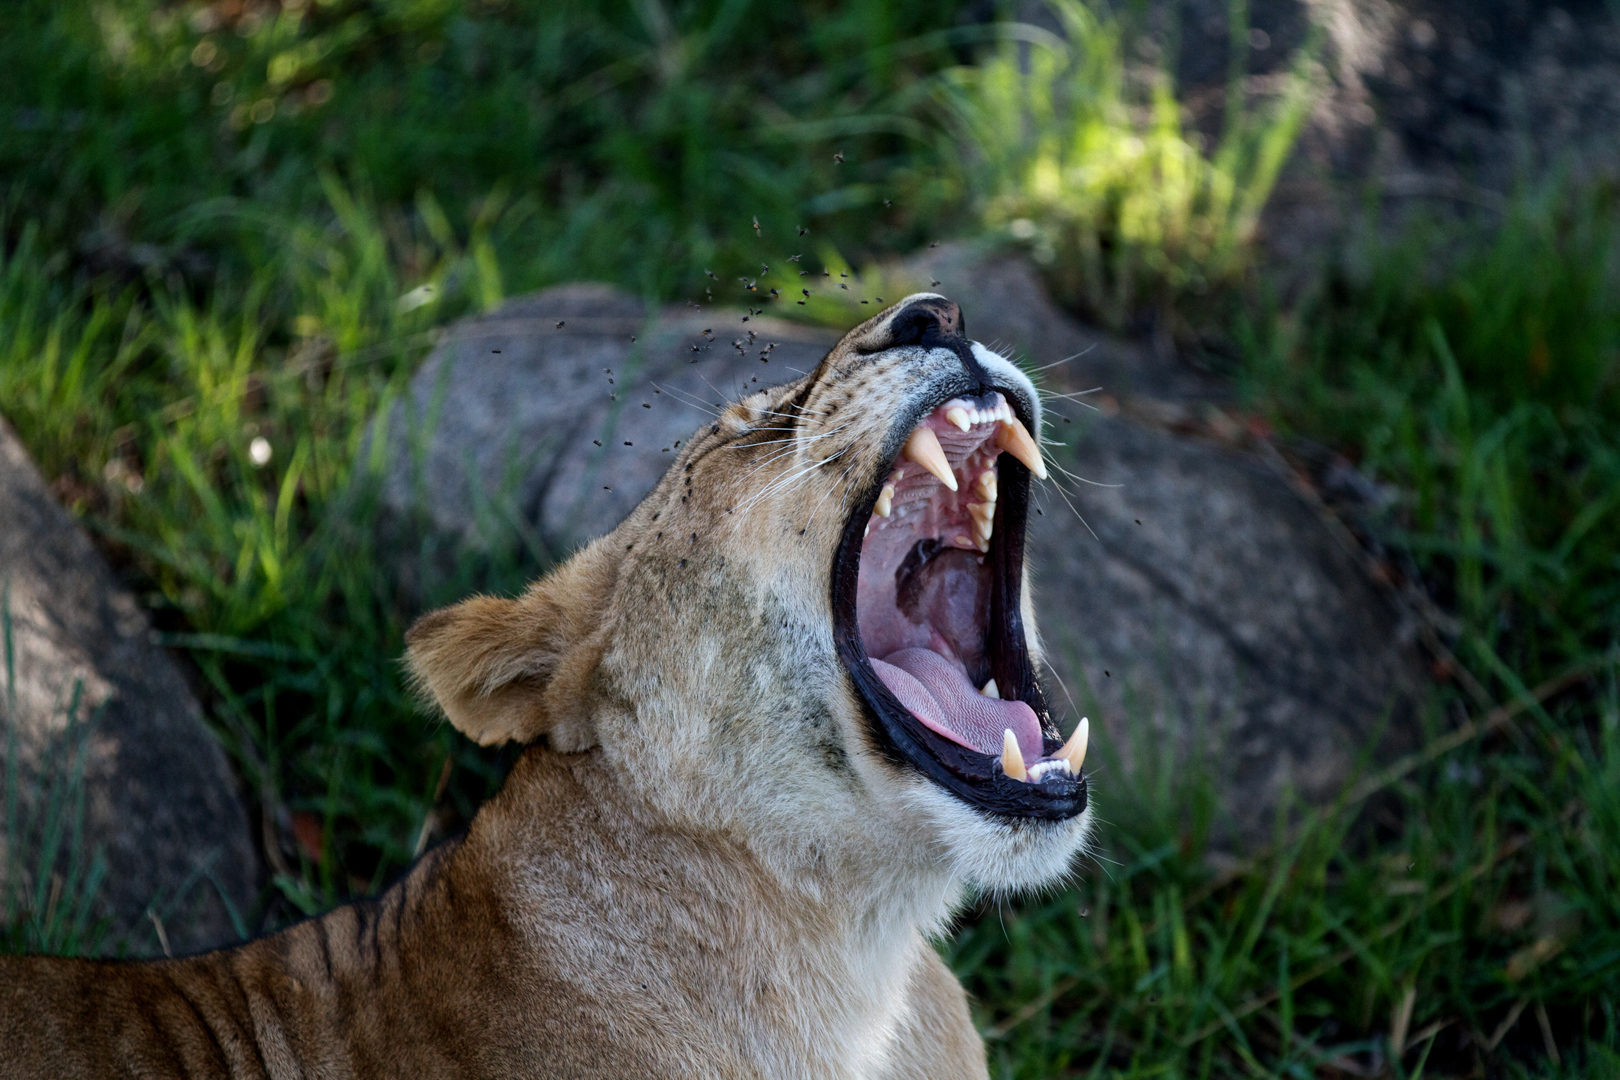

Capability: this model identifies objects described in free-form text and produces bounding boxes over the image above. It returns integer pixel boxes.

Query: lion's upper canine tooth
[945,406,971,432]
[995,415,1048,480]
[1001,728,1026,781]
[1057,717,1089,773]
[903,426,957,491]
[980,678,1000,699]
[874,483,895,518]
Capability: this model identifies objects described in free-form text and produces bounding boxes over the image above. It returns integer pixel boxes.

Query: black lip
[831,388,1088,821]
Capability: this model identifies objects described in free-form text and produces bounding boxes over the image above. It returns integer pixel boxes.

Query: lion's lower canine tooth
[903,426,957,490]
[874,484,895,518]
[946,406,971,432]
[1001,729,1026,781]
[995,416,1048,480]
[1058,717,1089,773]
[980,678,999,699]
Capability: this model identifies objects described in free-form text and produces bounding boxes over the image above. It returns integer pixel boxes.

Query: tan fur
[0,295,1091,1078]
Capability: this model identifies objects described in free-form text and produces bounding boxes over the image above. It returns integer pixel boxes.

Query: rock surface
[379,283,838,553]
[894,245,1427,839]
[385,266,1425,844]
[0,419,259,956]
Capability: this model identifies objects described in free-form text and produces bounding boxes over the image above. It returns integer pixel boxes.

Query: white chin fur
[898,777,1094,896]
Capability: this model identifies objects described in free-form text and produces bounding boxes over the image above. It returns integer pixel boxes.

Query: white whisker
[804,456,860,532]
[1040,653,1083,729]
[1049,460,1122,489]
[651,381,722,416]
[1029,346,1098,372]
[1043,476,1099,540]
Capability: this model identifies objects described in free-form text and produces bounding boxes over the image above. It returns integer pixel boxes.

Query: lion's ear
[404,582,577,748]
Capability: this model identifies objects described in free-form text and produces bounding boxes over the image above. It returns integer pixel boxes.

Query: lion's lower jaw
[904,781,1096,896]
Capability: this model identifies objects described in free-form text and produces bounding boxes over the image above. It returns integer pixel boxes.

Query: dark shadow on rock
[0,419,261,956]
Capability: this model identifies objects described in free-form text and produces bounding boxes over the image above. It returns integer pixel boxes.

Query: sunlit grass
[941,0,1315,335]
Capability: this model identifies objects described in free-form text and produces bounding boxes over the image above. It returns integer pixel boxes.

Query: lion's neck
[478,746,965,1075]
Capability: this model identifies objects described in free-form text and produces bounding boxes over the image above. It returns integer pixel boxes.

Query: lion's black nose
[876,296,990,391]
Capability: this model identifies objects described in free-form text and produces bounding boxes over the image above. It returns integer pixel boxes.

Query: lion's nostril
[884,299,963,349]
[874,296,991,391]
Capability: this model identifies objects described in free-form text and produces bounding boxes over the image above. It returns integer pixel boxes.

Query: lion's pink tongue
[871,648,1043,761]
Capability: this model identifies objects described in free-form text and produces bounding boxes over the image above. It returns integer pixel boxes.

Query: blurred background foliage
[2,0,1618,1075]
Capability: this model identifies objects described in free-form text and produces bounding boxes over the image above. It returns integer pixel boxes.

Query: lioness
[0,294,1091,1079]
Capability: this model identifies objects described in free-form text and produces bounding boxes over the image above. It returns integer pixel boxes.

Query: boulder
[898,244,1427,840]
[384,267,1425,844]
[0,419,259,956]
[378,283,838,554]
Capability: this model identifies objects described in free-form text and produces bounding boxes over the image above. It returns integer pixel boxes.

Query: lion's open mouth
[832,391,1089,820]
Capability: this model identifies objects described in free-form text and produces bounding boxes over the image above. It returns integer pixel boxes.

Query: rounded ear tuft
[404,594,559,746]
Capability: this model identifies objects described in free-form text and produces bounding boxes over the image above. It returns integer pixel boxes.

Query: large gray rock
[890,245,1426,839]
[1032,415,1423,839]
[380,284,838,553]
[0,419,259,956]
[386,270,1425,844]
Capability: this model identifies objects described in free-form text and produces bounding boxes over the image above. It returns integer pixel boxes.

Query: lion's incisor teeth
[995,416,1047,480]
[874,483,895,518]
[980,678,999,699]
[1057,717,1089,773]
[1001,729,1026,782]
[946,406,971,432]
[903,426,957,491]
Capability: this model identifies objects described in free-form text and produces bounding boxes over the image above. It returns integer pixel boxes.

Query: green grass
[1,0,969,300]
[940,0,1315,335]
[3,0,1618,1075]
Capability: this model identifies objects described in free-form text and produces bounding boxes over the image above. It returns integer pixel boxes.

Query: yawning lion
[0,294,1093,1079]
